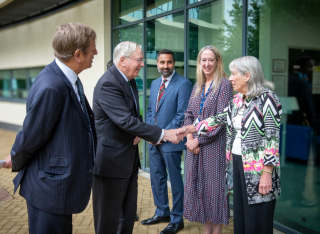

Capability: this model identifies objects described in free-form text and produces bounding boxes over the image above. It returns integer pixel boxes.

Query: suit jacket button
[89,151,92,153]
[89,169,92,173]
[87,132,90,135]
[12,165,16,171]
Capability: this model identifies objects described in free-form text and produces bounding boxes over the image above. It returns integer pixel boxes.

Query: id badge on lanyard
[196,81,213,125]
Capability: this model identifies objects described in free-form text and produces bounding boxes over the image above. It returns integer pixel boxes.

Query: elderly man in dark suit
[92,41,181,234]
[3,22,98,234]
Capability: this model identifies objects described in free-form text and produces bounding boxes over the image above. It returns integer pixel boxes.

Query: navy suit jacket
[146,72,193,152]
[11,60,96,215]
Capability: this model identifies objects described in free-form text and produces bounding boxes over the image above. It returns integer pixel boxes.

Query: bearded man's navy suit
[146,71,192,224]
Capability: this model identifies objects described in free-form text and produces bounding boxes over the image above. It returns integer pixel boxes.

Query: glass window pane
[29,67,44,87]
[0,70,11,98]
[12,69,28,99]
[145,11,184,168]
[188,0,243,84]
[113,23,143,46]
[113,0,143,26]
[146,0,184,17]
[247,0,320,232]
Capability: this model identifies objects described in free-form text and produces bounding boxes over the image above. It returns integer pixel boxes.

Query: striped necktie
[156,79,167,112]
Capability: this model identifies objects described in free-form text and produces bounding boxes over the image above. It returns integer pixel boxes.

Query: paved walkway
[0,128,282,234]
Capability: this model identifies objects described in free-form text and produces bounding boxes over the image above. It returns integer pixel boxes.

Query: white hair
[113,41,142,65]
[229,56,274,97]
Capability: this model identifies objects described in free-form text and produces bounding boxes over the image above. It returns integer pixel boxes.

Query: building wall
[0,0,111,126]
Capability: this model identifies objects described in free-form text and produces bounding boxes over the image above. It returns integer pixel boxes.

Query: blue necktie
[76,78,95,161]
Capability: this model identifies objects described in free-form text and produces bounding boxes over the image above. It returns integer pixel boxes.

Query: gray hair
[229,56,274,97]
[113,41,142,64]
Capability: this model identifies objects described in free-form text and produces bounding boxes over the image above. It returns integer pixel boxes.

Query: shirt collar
[162,70,175,82]
[115,65,129,82]
[55,58,78,85]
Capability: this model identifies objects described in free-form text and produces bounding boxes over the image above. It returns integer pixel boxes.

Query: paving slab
[0,128,284,234]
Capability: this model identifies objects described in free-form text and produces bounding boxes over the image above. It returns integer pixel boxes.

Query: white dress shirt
[55,58,80,103]
[156,70,175,101]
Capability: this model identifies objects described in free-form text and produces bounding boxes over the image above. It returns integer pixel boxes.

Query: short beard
[158,67,174,77]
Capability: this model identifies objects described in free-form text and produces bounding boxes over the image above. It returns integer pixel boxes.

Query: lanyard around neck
[198,80,213,117]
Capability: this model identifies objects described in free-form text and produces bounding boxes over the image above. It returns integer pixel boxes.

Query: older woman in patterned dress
[177,56,282,234]
[181,45,233,234]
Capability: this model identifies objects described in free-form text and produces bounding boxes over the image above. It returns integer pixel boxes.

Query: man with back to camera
[92,41,182,234]
[141,49,193,234]
[2,22,98,234]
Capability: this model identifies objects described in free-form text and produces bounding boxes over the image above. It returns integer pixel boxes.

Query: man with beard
[141,49,192,234]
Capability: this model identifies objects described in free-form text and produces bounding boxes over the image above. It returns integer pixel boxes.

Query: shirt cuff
[157,129,165,144]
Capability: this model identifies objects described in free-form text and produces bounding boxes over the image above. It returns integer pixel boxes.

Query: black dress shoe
[135,213,139,221]
[141,215,170,225]
[160,222,184,234]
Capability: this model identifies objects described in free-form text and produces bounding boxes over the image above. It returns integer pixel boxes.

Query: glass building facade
[0,67,44,101]
[112,0,320,233]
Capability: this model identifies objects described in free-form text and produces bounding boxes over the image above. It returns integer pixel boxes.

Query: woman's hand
[186,138,199,152]
[259,166,273,195]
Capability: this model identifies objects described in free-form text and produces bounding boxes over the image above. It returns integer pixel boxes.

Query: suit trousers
[233,154,276,234]
[149,145,184,224]
[93,158,139,234]
[27,203,72,234]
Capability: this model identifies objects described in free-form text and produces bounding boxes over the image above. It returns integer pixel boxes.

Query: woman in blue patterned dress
[181,45,233,234]
[177,56,282,234]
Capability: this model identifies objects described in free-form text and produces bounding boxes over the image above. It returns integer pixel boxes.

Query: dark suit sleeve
[11,87,64,171]
[99,80,162,143]
[146,82,154,125]
[165,80,193,130]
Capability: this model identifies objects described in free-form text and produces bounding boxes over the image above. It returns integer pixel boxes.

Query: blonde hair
[195,45,228,97]
[52,22,96,61]
[229,56,274,97]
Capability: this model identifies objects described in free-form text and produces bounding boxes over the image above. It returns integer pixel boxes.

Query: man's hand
[133,137,141,145]
[163,129,183,144]
[3,154,12,169]
[185,138,199,152]
[175,125,197,138]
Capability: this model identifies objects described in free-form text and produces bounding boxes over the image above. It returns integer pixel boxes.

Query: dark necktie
[76,78,95,161]
[127,80,138,109]
[156,79,167,112]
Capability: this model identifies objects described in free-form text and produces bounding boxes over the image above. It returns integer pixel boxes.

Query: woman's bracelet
[262,169,272,174]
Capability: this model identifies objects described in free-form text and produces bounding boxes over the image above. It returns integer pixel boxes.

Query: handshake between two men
[162,125,197,144]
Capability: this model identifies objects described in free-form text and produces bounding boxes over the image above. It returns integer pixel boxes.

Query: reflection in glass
[113,23,143,47]
[247,0,320,232]
[145,11,184,168]
[113,0,143,26]
[188,0,242,84]
[146,0,184,17]
[12,69,27,99]
[0,70,11,98]
[29,67,43,87]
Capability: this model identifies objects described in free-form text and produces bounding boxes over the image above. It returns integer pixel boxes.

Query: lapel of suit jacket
[157,72,178,112]
[130,79,140,116]
[49,60,90,130]
[109,65,138,116]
